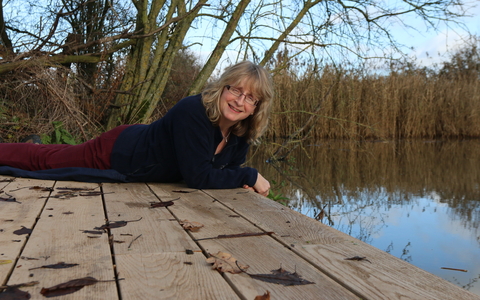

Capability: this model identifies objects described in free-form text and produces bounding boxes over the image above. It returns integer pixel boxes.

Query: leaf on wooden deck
[0,260,12,265]
[79,191,107,197]
[80,230,103,235]
[29,186,54,192]
[344,256,371,263]
[56,187,96,191]
[254,291,270,300]
[206,251,249,274]
[39,277,98,297]
[13,226,32,235]
[94,217,142,231]
[196,231,274,241]
[150,201,174,208]
[0,287,31,299]
[248,267,315,286]
[172,189,196,193]
[28,262,79,271]
[179,220,204,232]
[0,195,18,203]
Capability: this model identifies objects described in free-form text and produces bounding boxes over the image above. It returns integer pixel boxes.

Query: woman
[0,61,273,196]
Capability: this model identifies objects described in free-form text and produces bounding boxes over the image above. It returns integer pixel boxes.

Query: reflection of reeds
[267,66,480,140]
[249,140,480,231]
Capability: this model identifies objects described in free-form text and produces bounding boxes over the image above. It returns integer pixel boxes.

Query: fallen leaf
[206,251,248,274]
[0,197,18,202]
[40,277,98,297]
[0,260,12,265]
[79,191,108,197]
[56,187,95,191]
[29,262,79,271]
[248,267,315,286]
[29,186,54,192]
[344,256,371,263]
[0,287,31,299]
[196,232,274,241]
[94,217,142,231]
[13,226,32,235]
[179,220,204,232]
[80,230,103,235]
[150,201,174,208]
[254,291,270,300]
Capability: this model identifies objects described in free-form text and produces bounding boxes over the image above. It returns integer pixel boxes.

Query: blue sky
[393,3,480,67]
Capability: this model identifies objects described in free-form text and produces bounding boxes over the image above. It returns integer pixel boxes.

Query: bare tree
[0,0,473,129]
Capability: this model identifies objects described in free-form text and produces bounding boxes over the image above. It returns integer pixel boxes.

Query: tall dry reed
[267,65,480,140]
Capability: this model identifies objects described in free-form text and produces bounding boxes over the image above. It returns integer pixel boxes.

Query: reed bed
[267,66,480,140]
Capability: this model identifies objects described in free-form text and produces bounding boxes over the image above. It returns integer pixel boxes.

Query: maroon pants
[0,125,129,171]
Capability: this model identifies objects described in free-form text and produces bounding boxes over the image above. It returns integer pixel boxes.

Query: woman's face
[219,83,257,127]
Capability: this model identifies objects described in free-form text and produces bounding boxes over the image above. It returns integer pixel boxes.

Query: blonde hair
[202,61,274,143]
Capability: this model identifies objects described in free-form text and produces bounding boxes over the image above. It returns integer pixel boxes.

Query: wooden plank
[115,252,240,300]
[102,182,201,255]
[0,177,54,286]
[102,183,240,299]
[6,181,118,300]
[148,183,360,300]
[203,188,480,300]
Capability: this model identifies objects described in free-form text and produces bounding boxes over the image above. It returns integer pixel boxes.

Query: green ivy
[42,121,78,145]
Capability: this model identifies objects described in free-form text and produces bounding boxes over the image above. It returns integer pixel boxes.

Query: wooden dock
[1,175,479,300]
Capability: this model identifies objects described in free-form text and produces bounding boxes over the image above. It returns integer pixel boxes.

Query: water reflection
[249,140,480,296]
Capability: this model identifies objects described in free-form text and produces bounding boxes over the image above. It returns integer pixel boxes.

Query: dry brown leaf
[206,251,249,274]
[248,267,315,286]
[180,220,204,232]
[40,277,98,297]
[254,291,270,300]
[0,286,31,299]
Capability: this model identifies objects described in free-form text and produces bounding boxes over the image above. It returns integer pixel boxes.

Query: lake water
[249,140,480,296]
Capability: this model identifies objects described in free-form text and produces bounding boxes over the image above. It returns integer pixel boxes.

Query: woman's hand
[243,172,270,197]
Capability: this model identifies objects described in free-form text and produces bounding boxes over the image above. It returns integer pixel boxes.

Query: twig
[195,232,274,241]
[128,234,142,249]
[441,267,468,272]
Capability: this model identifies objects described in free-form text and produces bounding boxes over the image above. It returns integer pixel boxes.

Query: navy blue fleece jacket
[110,94,258,188]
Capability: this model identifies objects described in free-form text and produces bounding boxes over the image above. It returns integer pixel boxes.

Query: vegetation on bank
[267,41,480,141]
[0,40,479,143]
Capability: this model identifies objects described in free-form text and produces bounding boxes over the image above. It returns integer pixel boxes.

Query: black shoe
[20,135,42,144]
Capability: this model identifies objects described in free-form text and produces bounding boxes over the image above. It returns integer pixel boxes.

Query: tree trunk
[106,0,207,129]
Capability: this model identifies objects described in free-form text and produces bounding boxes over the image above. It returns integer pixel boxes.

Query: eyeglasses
[225,85,259,106]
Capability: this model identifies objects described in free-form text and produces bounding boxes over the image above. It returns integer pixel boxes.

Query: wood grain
[102,182,200,254]
[149,182,360,300]
[0,177,54,286]
[116,252,240,300]
[6,181,118,300]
